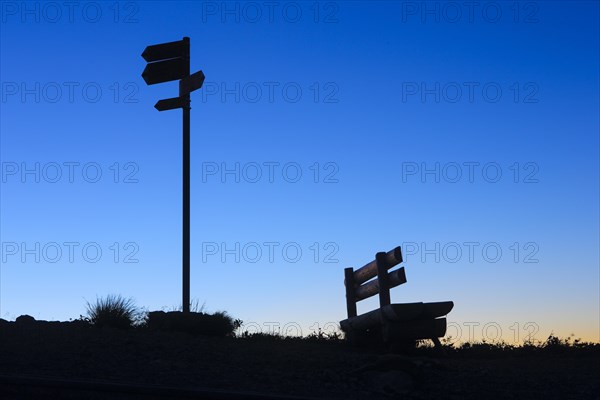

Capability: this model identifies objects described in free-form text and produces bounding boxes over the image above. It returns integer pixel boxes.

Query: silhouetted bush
[239,331,285,341]
[86,294,141,329]
[540,333,600,354]
[147,310,240,337]
[414,333,600,358]
[305,328,343,343]
[237,328,345,344]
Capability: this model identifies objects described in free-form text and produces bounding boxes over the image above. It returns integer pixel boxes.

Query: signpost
[141,37,205,313]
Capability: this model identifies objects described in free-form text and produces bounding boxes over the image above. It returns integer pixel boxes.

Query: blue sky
[1,1,598,343]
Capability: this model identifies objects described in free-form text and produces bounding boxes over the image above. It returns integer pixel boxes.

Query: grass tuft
[85,294,141,329]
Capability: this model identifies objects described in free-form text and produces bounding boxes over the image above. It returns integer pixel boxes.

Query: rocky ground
[0,317,598,399]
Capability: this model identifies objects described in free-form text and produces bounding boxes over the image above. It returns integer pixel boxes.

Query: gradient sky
[1,1,598,344]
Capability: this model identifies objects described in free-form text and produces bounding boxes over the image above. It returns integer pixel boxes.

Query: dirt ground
[0,319,598,399]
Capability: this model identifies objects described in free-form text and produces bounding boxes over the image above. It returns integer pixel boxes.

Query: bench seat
[340,301,453,331]
[340,301,453,344]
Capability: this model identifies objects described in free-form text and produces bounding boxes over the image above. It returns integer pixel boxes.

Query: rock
[36,320,63,328]
[15,315,36,324]
[147,311,168,329]
[69,319,91,328]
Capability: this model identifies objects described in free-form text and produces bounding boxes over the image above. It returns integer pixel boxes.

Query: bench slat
[382,301,454,321]
[340,307,383,332]
[354,267,406,302]
[340,302,453,332]
[352,246,403,285]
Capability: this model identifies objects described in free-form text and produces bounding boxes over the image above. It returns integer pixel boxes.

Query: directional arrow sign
[155,96,186,111]
[142,58,187,85]
[142,39,188,62]
[180,70,205,95]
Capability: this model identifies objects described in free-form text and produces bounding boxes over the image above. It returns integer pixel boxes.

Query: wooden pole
[376,252,391,307]
[344,267,357,318]
[181,37,191,314]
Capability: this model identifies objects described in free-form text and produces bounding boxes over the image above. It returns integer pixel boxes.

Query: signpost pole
[181,37,191,314]
[142,37,204,315]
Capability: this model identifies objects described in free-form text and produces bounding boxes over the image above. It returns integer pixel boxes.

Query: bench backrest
[344,246,406,318]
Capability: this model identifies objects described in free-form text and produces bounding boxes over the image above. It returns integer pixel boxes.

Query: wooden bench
[340,246,453,348]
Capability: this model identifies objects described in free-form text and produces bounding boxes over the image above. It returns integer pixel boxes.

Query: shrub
[305,328,343,343]
[239,331,285,341]
[147,310,239,337]
[85,294,140,329]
